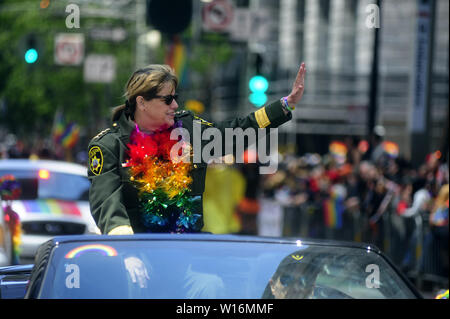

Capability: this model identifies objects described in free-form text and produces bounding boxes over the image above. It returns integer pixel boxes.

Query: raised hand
[286,62,306,107]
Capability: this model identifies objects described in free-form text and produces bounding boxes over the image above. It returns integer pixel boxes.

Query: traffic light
[146,0,192,34]
[24,34,38,64]
[248,53,268,107]
[248,75,268,107]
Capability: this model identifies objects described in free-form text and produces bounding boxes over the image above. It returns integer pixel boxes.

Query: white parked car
[0,159,99,263]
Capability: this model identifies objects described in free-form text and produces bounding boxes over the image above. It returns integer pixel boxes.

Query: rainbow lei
[0,175,21,201]
[123,121,202,233]
[435,289,449,299]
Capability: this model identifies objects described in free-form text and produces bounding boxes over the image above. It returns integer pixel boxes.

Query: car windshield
[39,239,417,299]
[0,169,89,201]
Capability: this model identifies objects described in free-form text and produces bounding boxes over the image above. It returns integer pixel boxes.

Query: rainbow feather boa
[1,175,22,264]
[3,205,22,264]
[123,122,202,233]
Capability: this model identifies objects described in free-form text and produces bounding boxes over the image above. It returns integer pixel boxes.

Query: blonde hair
[112,64,178,121]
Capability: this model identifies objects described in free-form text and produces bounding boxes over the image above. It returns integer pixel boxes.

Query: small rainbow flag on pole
[52,110,80,149]
[329,141,348,164]
[61,122,80,149]
[382,141,399,158]
[52,110,65,143]
[323,186,345,229]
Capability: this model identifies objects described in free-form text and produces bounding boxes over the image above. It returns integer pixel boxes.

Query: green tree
[0,0,135,143]
[0,0,236,152]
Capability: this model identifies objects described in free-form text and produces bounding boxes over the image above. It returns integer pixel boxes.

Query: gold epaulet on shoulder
[93,128,111,140]
[175,110,190,118]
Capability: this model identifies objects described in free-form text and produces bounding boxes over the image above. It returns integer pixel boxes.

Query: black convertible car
[0,234,422,299]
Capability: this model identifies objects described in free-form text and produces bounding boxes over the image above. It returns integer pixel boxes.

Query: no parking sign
[202,0,234,32]
[54,33,84,66]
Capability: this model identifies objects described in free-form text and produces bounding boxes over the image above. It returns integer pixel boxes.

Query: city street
[0,0,448,301]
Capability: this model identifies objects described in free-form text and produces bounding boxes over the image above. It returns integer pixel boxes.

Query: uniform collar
[115,110,135,145]
[115,111,186,146]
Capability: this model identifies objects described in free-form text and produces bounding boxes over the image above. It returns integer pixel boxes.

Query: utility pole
[135,0,147,68]
[409,0,436,168]
[367,0,381,146]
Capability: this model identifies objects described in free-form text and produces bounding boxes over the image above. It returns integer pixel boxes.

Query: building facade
[209,0,448,161]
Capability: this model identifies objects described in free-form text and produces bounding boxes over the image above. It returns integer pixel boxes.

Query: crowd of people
[1,129,448,285]
[258,134,448,283]
[0,135,87,164]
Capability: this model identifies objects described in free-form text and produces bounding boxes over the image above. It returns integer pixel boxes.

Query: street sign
[202,0,234,32]
[83,54,116,83]
[89,27,127,42]
[228,8,251,41]
[54,33,84,66]
[228,8,271,42]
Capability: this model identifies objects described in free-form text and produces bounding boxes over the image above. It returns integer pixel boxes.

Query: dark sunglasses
[154,94,178,105]
[279,274,308,287]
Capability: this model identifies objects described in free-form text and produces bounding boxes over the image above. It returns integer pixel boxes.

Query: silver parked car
[0,159,99,263]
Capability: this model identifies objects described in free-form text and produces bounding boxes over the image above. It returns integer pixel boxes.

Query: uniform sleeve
[87,137,132,235]
[208,100,292,157]
[214,99,291,132]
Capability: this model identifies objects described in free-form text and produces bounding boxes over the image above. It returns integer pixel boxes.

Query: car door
[0,264,33,299]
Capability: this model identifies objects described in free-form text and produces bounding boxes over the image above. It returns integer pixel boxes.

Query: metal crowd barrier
[275,200,448,290]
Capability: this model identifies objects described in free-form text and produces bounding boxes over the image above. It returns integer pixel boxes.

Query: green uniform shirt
[88,100,291,234]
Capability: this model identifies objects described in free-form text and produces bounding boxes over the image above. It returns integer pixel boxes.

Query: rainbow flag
[52,111,80,149]
[435,289,448,299]
[61,122,80,149]
[329,141,348,164]
[382,141,399,158]
[21,199,82,217]
[323,190,345,229]
[165,36,188,86]
[3,205,21,264]
[52,111,65,144]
